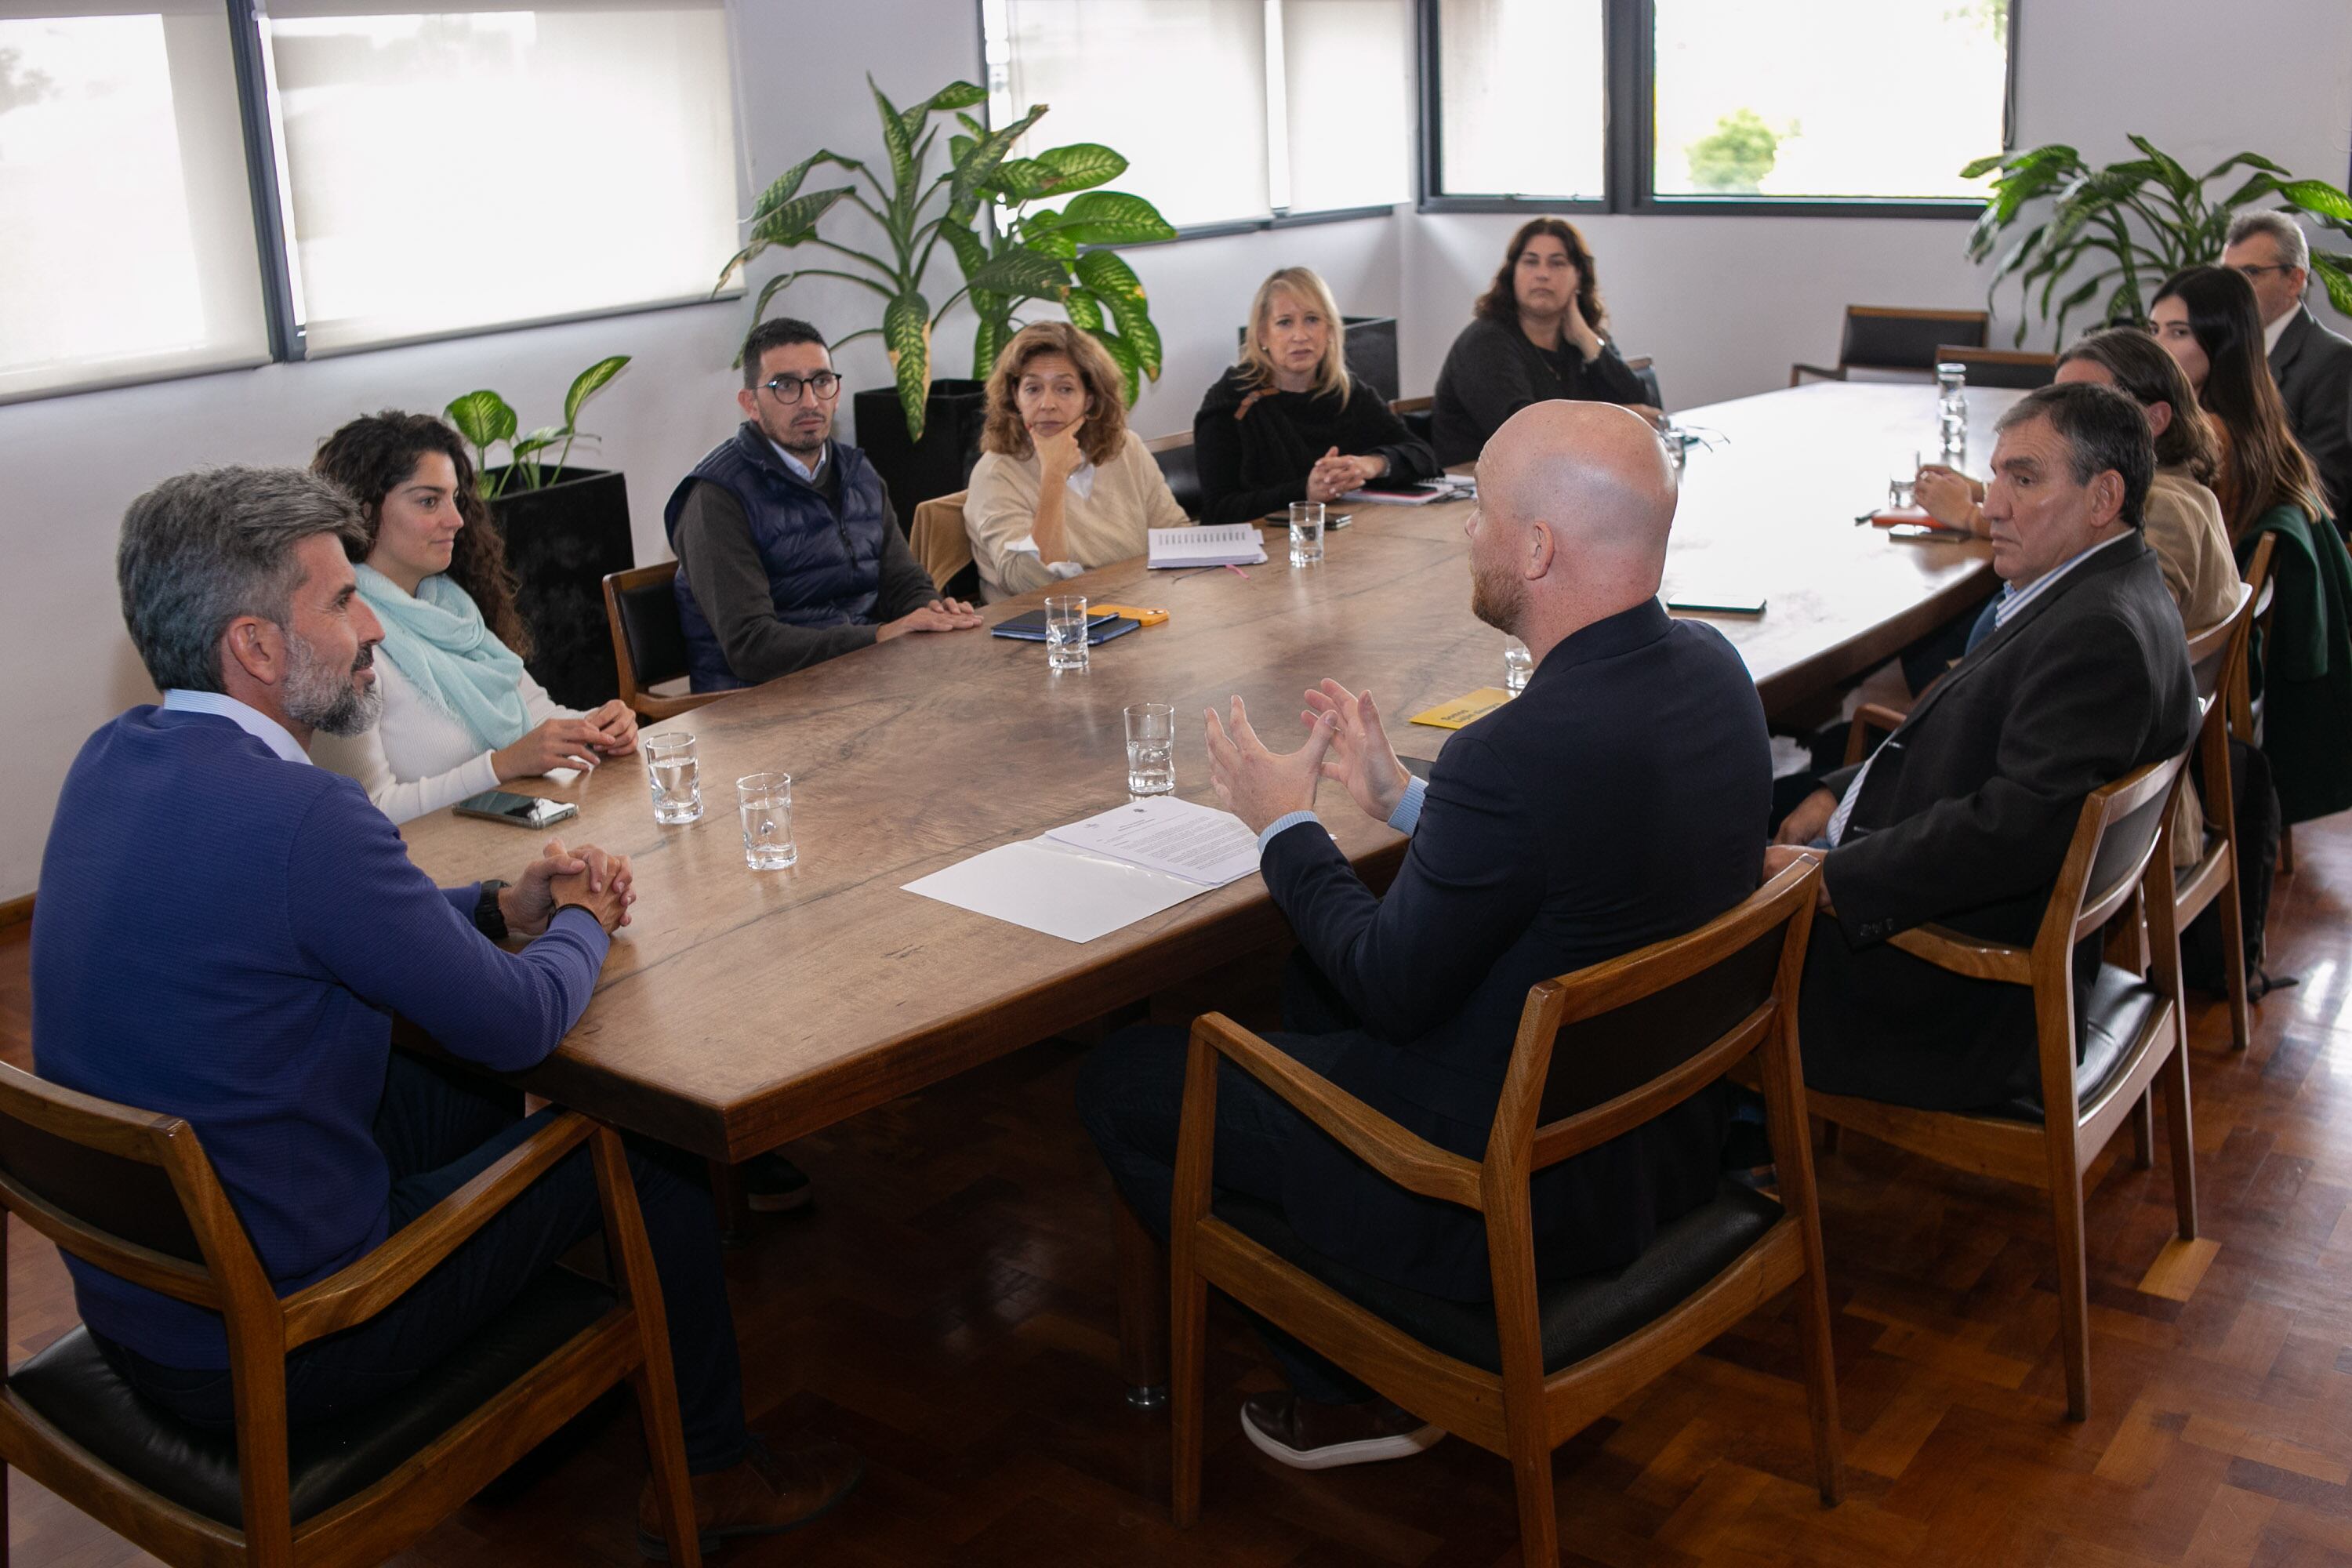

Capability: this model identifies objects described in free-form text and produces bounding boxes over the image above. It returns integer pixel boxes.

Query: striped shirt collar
[1991,530,2136,632]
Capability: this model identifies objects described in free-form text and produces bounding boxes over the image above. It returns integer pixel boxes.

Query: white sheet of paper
[1043,796,1261,887]
[902,837,1214,944]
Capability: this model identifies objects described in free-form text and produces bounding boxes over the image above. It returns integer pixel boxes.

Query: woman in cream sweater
[964,321,1191,601]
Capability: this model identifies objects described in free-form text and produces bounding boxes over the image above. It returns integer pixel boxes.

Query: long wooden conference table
[402,378,2018,1165]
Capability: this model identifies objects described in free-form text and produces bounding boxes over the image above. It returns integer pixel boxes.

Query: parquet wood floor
[2,813,2348,1566]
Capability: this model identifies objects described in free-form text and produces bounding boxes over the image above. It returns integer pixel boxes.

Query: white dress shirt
[161,689,310,765]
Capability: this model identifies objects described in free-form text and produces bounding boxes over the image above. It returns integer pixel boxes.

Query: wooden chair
[1803,747,2198,1422]
[0,1065,702,1567]
[601,562,722,723]
[908,490,979,603]
[1934,345,2060,390]
[1168,861,1840,1564]
[2227,536,2287,873]
[1791,306,1991,386]
[2173,578,2262,1050]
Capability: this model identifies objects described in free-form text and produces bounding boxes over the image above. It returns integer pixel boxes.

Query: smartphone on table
[454,790,579,829]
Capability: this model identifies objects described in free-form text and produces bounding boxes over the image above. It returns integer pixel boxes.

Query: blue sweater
[31,707,608,1367]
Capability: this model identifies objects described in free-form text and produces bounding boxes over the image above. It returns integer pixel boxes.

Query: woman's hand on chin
[1032,421,1086,482]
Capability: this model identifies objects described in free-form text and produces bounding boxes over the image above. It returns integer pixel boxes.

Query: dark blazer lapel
[2273,307,2314,385]
[1892,536,2151,739]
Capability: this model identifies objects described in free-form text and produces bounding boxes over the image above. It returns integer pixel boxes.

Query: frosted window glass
[1435,0,1606,200]
[0,5,268,400]
[264,2,739,351]
[1280,0,1412,213]
[992,0,1269,229]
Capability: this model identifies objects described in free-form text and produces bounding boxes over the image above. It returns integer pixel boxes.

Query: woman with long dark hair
[2149,266,2327,540]
[309,411,637,823]
[1429,217,1656,466]
[2151,266,2352,826]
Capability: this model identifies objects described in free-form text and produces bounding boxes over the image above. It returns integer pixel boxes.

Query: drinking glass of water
[1044,593,1090,673]
[1503,640,1534,693]
[736,771,796,869]
[1888,451,1922,511]
[1289,501,1325,567]
[642,731,702,825]
[1124,702,1175,796]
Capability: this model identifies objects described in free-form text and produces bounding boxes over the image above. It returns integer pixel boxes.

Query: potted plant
[713,78,1177,523]
[1963,136,2352,346]
[443,356,634,710]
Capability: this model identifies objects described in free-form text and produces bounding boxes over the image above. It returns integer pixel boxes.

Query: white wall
[3,0,2348,901]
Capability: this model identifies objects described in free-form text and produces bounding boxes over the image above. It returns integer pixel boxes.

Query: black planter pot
[851,379,989,531]
[483,466,636,711]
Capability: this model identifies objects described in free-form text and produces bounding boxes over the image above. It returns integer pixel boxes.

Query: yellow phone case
[1089,603,1169,626]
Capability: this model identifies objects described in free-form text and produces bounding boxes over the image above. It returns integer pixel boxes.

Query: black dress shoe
[742,1152,811,1213]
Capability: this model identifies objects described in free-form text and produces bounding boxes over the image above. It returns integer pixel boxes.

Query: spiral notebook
[1147,524,1268,568]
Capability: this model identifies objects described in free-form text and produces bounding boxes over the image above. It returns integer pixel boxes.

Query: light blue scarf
[354,564,532,753]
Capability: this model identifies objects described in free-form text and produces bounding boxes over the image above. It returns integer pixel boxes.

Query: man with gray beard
[31,466,862,1557]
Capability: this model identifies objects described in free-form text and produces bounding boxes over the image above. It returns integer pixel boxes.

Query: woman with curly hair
[309,411,637,822]
[963,321,1192,601]
[1431,218,1656,466]
[1192,267,1436,525]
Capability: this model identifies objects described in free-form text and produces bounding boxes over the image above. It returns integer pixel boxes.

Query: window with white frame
[260,0,741,353]
[1650,0,2006,201]
[1432,0,1607,201]
[0,2,270,402]
[982,0,1413,230]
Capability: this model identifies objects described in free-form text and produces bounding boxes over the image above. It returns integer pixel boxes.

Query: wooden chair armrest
[1886,924,2033,985]
[1843,702,1910,767]
[278,1112,597,1349]
[1192,1014,1483,1210]
[1790,363,1846,387]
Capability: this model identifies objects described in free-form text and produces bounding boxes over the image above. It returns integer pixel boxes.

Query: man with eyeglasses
[664,317,982,693]
[2221,209,2352,524]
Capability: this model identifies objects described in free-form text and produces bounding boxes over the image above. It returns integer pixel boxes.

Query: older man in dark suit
[1078,403,1771,1470]
[1773,383,2199,1112]
[2224,210,2352,525]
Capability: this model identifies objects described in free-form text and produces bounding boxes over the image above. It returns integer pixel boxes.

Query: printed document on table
[902,837,1215,944]
[1043,796,1261,887]
[1148,524,1268,568]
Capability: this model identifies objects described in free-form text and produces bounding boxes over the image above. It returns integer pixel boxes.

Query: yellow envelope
[1408,688,1515,729]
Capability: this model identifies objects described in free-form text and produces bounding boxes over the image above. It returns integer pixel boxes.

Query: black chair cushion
[1152,443,1203,520]
[1397,407,1436,448]
[617,579,691,691]
[1989,962,2161,1123]
[1214,1181,1781,1376]
[12,1269,616,1530]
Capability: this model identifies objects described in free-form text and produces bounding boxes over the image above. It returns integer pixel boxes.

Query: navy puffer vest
[662,425,890,691]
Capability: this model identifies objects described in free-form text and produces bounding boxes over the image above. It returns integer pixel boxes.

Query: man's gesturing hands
[1204,680,1417,837]
[1301,680,1410,822]
[1203,696,1334,835]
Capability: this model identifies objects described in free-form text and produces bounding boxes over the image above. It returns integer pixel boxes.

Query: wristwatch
[474,880,510,942]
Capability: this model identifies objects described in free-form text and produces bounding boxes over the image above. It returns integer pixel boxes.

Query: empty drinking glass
[1124,702,1175,796]
[1289,501,1325,567]
[642,731,702,825]
[1044,593,1090,673]
[736,772,796,869]
[1503,640,1534,693]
